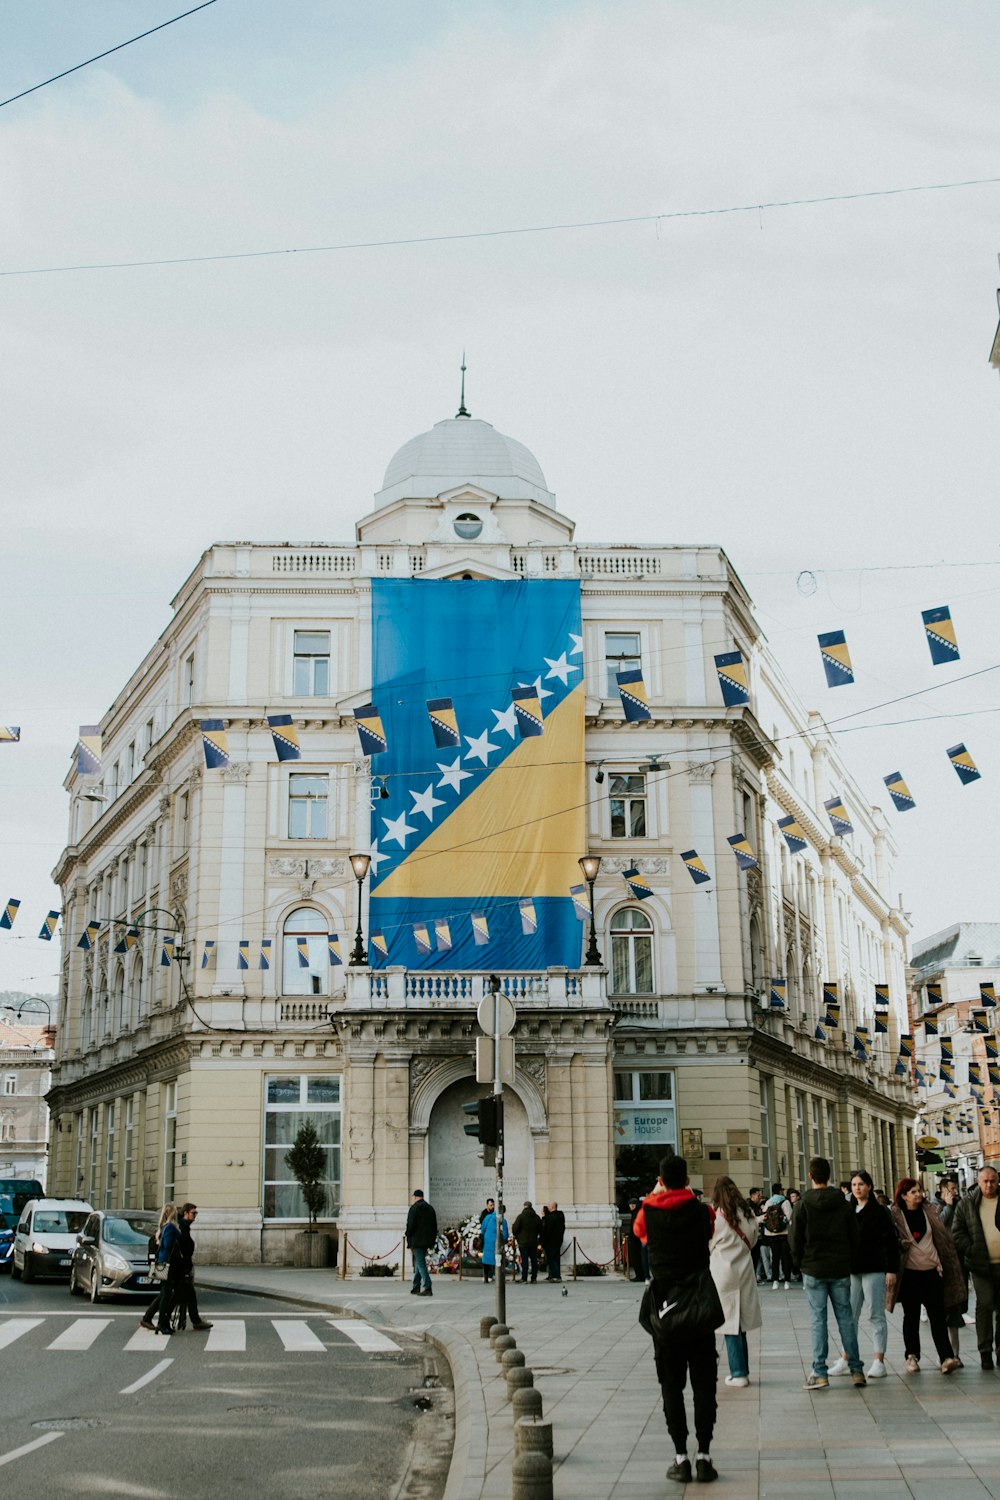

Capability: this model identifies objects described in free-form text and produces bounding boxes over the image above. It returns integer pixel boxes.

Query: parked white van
[12,1198,93,1282]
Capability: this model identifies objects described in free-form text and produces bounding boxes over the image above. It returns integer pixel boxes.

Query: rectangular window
[288,774,329,839]
[145,717,155,762]
[135,842,147,896]
[104,1101,116,1209]
[88,1106,101,1205]
[184,653,195,707]
[825,1100,836,1174]
[73,1112,84,1196]
[122,742,134,786]
[609,773,647,838]
[122,1096,135,1210]
[795,1092,807,1188]
[605,631,641,697]
[263,1074,341,1219]
[163,1082,177,1202]
[293,631,331,697]
[175,791,189,855]
[759,1076,773,1187]
[811,1096,823,1158]
[612,1069,676,1202]
[2,1074,15,1096]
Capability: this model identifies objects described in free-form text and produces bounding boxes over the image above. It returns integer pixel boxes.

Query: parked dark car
[70,1210,160,1302]
[0,1209,14,1272]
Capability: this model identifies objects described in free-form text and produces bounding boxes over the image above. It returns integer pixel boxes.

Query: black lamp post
[578,854,603,966]
[349,853,371,965]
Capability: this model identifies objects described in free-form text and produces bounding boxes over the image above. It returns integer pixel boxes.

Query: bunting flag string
[922,606,960,665]
[0,725,20,742]
[434,918,451,952]
[77,725,103,776]
[815,1023,827,1042]
[874,982,890,1010]
[199,720,230,770]
[259,939,272,970]
[817,630,855,687]
[518,899,537,936]
[622,867,653,900]
[413,921,432,956]
[328,934,342,966]
[874,1012,888,1034]
[237,940,250,970]
[113,926,139,954]
[947,742,981,784]
[426,698,460,750]
[823,795,853,837]
[714,650,749,707]
[1,899,20,930]
[777,814,807,854]
[681,850,711,885]
[267,714,301,762]
[883,771,916,812]
[616,668,652,722]
[38,911,60,941]
[769,979,786,1009]
[201,940,216,970]
[727,833,759,870]
[471,911,490,947]
[77,921,100,951]
[160,938,176,967]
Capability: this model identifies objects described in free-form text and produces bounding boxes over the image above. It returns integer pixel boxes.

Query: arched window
[127,956,143,1031]
[282,908,329,996]
[112,965,125,1034]
[97,969,109,1038]
[749,915,763,993]
[610,907,654,995]
[0,1114,14,1142]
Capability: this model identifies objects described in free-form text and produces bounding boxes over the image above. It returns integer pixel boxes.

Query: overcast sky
[2,0,998,996]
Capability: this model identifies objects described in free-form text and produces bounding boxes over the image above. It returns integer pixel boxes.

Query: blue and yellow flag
[915,1065,926,1087]
[981,981,998,1007]
[681,849,711,885]
[824,1001,841,1029]
[714,651,749,708]
[200,720,230,770]
[355,704,387,757]
[0,726,20,742]
[201,940,216,970]
[471,911,490,947]
[895,1053,909,1077]
[854,1028,872,1059]
[77,725,103,776]
[777,814,807,854]
[922,606,960,665]
[370,929,388,959]
[570,884,590,921]
[238,940,250,970]
[874,1012,888,1034]
[874,982,890,1010]
[0,899,20,930]
[426,698,460,750]
[413,921,432,956]
[970,1011,989,1033]
[883,771,915,812]
[940,1036,954,1062]
[989,1064,1000,1089]
[899,1033,914,1058]
[817,630,854,687]
[815,1023,827,1042]
[622,867,653,900]
[296,937,310,968]
[267,714,301,762]
[728,833,759,871]
[925,981,942,1006]
[38,911,60,941]
[942,1112,952,1130]
[260,939,272,970]
[518,899,537,936]
[969,1061,983,1088]
[328,934,342,967]
[985,1037,999,1062]
[947,743,980,785]
[434,918,451,952]
[160,938,175,967]
[511,685,544,738]
[822,981,839,1023]
[824,795,853,837]
[368,581,584,969]
[769,979,786,1010]
[77,921,100,950]
[616,668,652,722]
[114,927,139,954]
[923,1015,939,1036]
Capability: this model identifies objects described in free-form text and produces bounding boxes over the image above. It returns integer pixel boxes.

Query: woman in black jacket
[827,1170,898,1379]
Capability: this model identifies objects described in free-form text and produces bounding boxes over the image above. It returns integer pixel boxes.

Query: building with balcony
[47,405,916,1262]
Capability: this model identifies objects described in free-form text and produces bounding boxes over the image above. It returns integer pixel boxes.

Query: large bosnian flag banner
[368,579,585,969]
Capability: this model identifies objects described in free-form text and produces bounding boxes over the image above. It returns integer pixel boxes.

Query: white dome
[377,416,555,507]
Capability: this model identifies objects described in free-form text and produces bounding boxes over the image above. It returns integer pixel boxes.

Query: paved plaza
[197,1264,1000,1499]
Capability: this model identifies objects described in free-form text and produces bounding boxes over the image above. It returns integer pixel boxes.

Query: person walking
[481,1201,508,1284]
[405,1188,437,1297]
[174,1203,213,1331]
[762,1183,792,1290]
[888,1177,963,1374]
[635,1155,720,1485]
[827,1170,897,1379]
[788,1156,866,1389]
[511,1200,542,1283]
[541,1202,566,1282]
[951,1163,1000,1370]
[140,1203,183,1336]
[746,1188,767,1284]
[708,1176,761,1387]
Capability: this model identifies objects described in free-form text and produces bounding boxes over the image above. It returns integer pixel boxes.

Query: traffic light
[463,1094,502,1147]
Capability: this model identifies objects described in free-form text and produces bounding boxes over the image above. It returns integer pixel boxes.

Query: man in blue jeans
[405,1188,437,1296]
[789,1155,864,1389]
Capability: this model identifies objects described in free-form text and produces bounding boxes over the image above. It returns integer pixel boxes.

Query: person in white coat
[709,1176,763,1387]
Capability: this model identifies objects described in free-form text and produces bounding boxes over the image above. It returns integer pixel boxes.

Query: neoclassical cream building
[47,409,916,1262]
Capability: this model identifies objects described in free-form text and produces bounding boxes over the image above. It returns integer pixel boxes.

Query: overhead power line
[0,1,219,111]
[2,172,999,279]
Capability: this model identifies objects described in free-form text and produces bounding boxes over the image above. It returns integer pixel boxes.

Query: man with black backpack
[635,1155,720,1486]
[762,1183,792,1290]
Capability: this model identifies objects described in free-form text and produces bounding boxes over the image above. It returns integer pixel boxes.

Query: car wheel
[69,1265,82,1296]
[89,1269,102,1304]
[11,1256,21,1281]
[21,1253,34,1283]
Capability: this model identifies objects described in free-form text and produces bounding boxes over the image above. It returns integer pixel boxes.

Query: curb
[197,1274,485,1500]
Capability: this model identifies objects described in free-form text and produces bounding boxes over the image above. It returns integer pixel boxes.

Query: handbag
[150,1261,169,1283]
[639,1267,724,1338]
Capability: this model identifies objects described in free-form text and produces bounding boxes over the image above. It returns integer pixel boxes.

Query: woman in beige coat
[709,1176,763,1386]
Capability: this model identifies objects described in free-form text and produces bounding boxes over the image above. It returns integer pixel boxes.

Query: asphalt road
[0,1274,453,1499]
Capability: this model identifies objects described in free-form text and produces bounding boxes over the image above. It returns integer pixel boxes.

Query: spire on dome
[456,352,470,418]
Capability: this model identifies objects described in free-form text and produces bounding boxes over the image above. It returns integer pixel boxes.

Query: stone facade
[47,411,916,1263]
[0,1020,53,1183]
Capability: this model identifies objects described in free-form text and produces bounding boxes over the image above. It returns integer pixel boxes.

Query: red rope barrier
[576,1243,619,1267]
[344,1237,401,1261]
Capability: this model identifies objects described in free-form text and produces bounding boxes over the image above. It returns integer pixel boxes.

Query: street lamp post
[579,854,603,967]
[349,853,371,965]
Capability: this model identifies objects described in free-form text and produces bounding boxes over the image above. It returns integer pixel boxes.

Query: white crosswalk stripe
[272,1319,327,1352]
[0,1318,44,1349]
[126,1325,166,1351]
[204,1321,246,1352]
[329,1319,400,1353]
[47,1318,112,1351]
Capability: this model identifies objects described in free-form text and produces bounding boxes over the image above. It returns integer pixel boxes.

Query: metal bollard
[494,1334,516,1362]
[489,1322,509,1344]
[506,1366,534,1400]
[512,1388,544,1427]
[514,1413,551,1456]
[511,1449,553,1500]
[480,1315,498,1339]
[501,1347,526,1372]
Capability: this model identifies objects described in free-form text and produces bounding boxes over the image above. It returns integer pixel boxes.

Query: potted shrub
[285,1120,334,1267]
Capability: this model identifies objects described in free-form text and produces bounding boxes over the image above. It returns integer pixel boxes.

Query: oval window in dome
[453,513,483,540]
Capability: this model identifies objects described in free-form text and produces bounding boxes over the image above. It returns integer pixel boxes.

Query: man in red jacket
[635,1155,718,1486]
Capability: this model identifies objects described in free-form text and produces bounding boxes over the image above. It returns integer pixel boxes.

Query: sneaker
[771,1282,779,1291]
[803,1373,829,1389]
[866,1361,887,1378]
[852,1370,867,1387]
[724,1375,749,1387]
[982,1354,994,1371]
[905,1355,919,1374]
[827,1358,850,1377]
[695,1457,718,1483]
[784,1281,791,1291]
[940,1357,960,1374]
[666,1459,692,1484]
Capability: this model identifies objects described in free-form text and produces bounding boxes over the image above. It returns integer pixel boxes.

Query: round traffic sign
[477,991,516,1036]
[916,1135,939,1149]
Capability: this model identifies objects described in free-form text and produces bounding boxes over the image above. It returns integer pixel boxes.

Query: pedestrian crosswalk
[0,1316,402,1358]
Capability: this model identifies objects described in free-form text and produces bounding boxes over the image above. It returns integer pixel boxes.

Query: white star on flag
[382,811,417,848]
[544,652,579,686]
[437,758,473,793]
[491,704,518,738]
[368,840,390,876]
[517,675,553,704]
[410,783,445,821]
[464,728,499,765]
[568,633,584,656]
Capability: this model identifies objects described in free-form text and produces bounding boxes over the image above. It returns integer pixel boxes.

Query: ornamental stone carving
[685,761,716,782]
[222,762,251,784]
[170,871,188,901]
[519,1055,546,1095]
[268,857,347,879]
[602,856,670,875]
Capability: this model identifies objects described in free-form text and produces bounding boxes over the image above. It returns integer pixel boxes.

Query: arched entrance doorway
[428,1077,532,1229]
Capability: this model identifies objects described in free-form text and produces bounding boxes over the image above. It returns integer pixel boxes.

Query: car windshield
[33,1211,89,1234]
[101,1216,154,1248]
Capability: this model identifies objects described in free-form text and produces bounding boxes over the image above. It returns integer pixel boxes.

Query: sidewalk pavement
[196,1265,1000,1500]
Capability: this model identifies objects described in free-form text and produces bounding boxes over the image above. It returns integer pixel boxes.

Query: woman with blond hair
[709,1176,762,1387]
[139,1203,181,1335]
